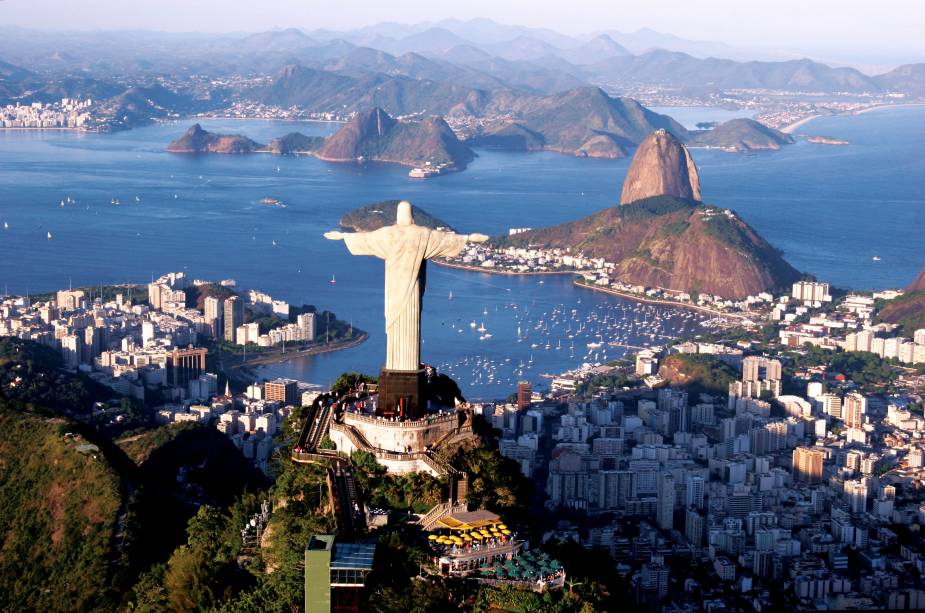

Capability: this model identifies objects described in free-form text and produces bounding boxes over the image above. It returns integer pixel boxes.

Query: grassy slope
[658,353,738,395]
[0,409,123,611]
[879,289,925,334]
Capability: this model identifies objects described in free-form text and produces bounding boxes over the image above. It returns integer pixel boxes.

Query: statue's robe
[342,225,469,371]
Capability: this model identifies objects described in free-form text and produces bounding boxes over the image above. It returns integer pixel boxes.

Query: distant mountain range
[468,86,688,158]
[1,20,924,99]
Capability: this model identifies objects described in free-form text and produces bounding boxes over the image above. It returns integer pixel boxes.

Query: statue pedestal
[378,368,426,419]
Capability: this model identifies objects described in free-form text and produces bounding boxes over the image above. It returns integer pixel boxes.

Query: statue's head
[396,201,414,226]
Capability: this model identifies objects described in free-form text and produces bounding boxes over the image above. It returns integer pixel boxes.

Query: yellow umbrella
[471,533,484,540]
[498,524,507,530]
[428,534,438,540]
[501,529,511,535]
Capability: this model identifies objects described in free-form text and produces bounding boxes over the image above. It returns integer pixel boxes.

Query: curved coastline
[433,259,577,276]
[433,259,751,320]
[782,102,925,133]
[572,279,752,320]
[224,332,369,378]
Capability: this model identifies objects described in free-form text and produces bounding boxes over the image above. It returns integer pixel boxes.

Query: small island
[166,123,264,154]
[688,118,795,152]
[315,108,475,174]
[339,200,455,232]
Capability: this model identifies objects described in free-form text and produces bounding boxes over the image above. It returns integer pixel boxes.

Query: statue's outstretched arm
[324,231,346,240]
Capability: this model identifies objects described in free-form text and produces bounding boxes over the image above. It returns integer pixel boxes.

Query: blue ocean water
[0,107,922,396]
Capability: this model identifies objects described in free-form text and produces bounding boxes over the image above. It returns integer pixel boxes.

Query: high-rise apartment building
[223,296,243,342]
[792,447,824,484]
[265,378,299,405]
[204,296,224,339]
[843,392,867,429]
[517,380,532,410]
[657,473,675,530]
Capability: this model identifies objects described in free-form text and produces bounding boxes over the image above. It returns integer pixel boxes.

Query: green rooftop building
[305,535,376,613]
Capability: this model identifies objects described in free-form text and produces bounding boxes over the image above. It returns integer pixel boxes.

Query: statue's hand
[324,231,345,240]
[468,233,490,243]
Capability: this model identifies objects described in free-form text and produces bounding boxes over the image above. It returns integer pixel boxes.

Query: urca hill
[499,130,801,299]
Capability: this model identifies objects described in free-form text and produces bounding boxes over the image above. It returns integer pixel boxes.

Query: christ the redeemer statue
[325,201,488,373]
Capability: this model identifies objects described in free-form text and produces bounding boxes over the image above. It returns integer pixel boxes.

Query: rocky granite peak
[620,129,701,205]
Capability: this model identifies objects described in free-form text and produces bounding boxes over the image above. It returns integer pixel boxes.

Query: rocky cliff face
[620,129,701,204]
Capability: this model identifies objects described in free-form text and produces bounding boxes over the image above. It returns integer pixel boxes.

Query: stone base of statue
[378,368,426,419]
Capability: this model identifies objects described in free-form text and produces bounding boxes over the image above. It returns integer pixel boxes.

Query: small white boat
[872,256,881,261]
[47,231,52,240]
[2,222,8,230]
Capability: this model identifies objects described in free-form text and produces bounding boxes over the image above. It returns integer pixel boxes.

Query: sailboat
[448,291,453,300]
[2,222,8,230]
[330,275,336,284]
[46,231,52,240]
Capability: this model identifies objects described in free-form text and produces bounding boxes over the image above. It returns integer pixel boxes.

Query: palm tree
[565,578,584,595]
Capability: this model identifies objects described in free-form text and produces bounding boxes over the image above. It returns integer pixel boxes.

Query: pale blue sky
[1,0,922,61]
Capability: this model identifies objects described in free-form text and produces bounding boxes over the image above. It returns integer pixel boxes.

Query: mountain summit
[620,129,701,205]
[317,107,474,170]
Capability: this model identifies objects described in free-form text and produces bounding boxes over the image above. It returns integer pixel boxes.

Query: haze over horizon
[1,0,923,68]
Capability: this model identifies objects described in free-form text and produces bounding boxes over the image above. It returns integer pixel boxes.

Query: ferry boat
[409,167,440,178]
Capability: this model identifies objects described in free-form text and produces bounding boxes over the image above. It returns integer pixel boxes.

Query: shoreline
[0,126,89,132]
[433,259,578,276]
[434,259,752,319]
[222,332,369,377]
[780,114,823,134]
[780,102,925,134]
[185,115,347,125]
[572,279,752,320]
